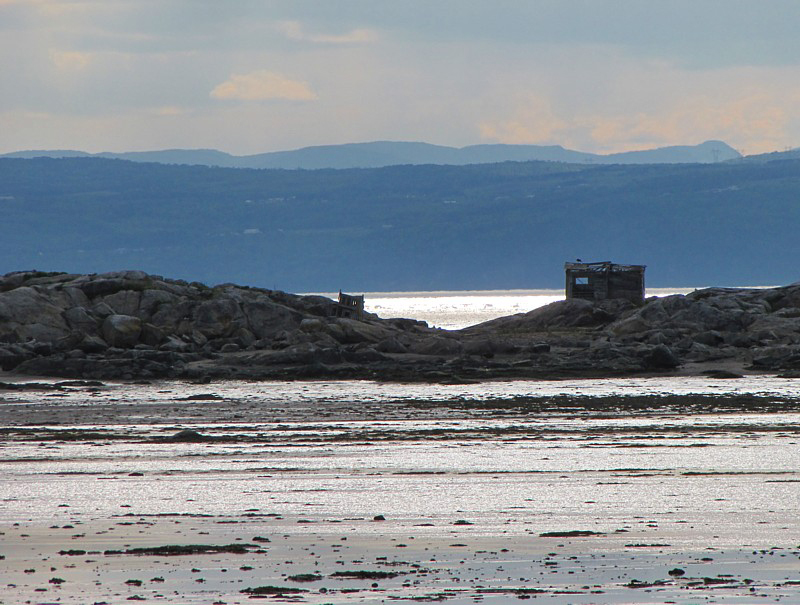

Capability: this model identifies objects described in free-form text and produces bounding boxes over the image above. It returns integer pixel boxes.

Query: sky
[2,0,799,156]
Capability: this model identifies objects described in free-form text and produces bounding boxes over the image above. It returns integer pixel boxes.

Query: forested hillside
[1,157,798,291]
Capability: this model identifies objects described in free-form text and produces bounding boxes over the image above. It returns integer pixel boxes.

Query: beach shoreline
[4,510,800,604]
[4,376,800,603]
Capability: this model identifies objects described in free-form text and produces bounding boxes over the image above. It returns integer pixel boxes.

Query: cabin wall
[565,266,645,304]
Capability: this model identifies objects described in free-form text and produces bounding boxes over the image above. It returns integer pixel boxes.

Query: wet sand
[3,376,800,603]
[5,511,800,604]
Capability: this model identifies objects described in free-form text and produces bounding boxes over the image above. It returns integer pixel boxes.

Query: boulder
[194,298,244,338]
[63,306,100,334]
[0,345,30,370]
[91,302,116,319]
[0,286,71,342]
[241,300,302,339]
[299,318,327,333]
[138,289,181,318]
[411,336,464,356]
[344,346,387,363]
[102,290,141,316]
[528,342,551,354]
[149,299,195,331]
[248,343,343,366]
[77,335,108,354]
[693,330,724,346]
[332,318,393,344]
[376,336,408,354]
[75,270,150,298]
[140,323,167,347]
[102,314,142,348]
[642,344,680,369]
[160,336,192,353]
[463,338,495,356]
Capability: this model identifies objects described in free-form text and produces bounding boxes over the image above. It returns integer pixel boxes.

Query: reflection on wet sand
[2,376,800,602]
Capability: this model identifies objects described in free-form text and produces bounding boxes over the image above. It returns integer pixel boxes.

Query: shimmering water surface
[358,287,695,329]
[312,287,699,329]
[2,374,800,550]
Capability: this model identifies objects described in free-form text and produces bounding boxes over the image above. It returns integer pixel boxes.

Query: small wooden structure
[333,290,365,319]
[565,261,646,304]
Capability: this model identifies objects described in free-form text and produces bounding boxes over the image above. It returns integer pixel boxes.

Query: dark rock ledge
[1,270,799,382]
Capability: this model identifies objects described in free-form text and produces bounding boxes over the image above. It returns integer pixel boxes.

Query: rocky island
[1,269,799,382]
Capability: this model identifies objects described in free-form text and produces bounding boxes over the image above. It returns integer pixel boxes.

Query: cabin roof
[564,261,646,273]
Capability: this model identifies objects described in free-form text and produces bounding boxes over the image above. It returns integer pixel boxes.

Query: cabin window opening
[575,277,589,285]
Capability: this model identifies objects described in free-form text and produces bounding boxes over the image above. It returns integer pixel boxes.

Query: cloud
[210,70,317,102]
[478,95,569,144]
[611,94,792,154]
[151,106,185,117]
[35,1,96,17]
[478,89,797,155]
[50,50,92,70]
[278,20,378,45]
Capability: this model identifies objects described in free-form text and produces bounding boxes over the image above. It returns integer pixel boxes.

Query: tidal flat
[3,376,800,603]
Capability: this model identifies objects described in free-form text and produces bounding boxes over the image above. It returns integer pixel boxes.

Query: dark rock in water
[287,573,323,582]
[241,586,306,595]
[111,543,251,556]
[178,393,223,401]
[54,380,105,387]
[539,530,604,537]
[168,429,210,442]
[668,568,686,577]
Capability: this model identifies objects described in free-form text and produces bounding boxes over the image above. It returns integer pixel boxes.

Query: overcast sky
[2,0,799,155]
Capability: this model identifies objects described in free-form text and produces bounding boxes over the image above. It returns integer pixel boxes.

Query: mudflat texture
[3,376,800,603]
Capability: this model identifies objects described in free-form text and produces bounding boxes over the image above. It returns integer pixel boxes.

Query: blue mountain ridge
[2,140,741,169]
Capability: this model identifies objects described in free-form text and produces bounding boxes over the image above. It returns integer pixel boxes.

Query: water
[356,287,696,329]
[2,375,800,546]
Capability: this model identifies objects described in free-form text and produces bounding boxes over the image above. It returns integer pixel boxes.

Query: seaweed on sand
[240,585,307,595]
[331,570,400,579]
[105,543,255,556]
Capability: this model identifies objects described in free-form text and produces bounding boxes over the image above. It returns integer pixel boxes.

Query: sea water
[357,287,696,329]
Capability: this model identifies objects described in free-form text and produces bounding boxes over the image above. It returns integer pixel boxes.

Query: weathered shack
[565,261,646,304]
[333,290,365,319]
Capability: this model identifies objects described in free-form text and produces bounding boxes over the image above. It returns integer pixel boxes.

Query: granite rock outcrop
[1,270,799,381]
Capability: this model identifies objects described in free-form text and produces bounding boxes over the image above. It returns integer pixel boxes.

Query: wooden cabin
[333,290,365,319]
[565,261,646,304]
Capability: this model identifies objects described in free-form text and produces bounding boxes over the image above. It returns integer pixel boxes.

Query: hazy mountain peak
[1,140,741,170]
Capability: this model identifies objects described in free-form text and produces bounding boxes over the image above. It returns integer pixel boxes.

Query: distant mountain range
[1,140,742,169]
